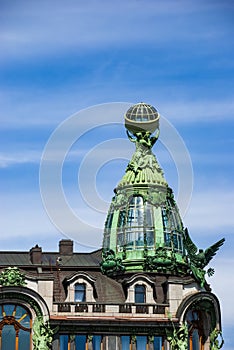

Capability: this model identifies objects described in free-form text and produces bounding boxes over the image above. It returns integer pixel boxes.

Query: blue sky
[0,0,234,347]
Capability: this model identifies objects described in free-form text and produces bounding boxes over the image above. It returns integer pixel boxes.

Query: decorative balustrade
[58,303,71,312]
[135,304,149,314]
[55,302,167,316]
[153,305,166,314]
[119,304,132,313]
[93,303,106,312]
[75,303,88,312]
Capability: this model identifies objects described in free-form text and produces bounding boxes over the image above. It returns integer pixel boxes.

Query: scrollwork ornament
[0,267,26,287]
[166,323,188,350]
[32,317,54,350]
[210,329,224,350]
[147,190,167,206]
[100,249,125,276]
[112,191,128,209]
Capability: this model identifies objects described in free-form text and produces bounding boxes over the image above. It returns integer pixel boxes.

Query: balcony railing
[55,302,167,316]
[135,304,149,314]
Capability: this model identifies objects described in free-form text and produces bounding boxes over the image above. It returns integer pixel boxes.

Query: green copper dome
[101,102,225,289]
[101,103,186,275]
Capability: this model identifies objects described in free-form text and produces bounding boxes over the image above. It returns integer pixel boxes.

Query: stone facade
[0,103,224,350]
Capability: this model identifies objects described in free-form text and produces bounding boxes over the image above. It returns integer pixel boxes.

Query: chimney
[30,244,42,264]
[59,239,73,255]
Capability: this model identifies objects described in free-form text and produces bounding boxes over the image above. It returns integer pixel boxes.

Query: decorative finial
[124,102,160,135]
[124,102,160,149]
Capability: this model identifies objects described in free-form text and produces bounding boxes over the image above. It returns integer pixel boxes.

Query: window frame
[0,303,32,350]
[74,283,86,303]
[134,284,146,304]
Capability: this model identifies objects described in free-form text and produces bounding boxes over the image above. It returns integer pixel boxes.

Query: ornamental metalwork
[0,267,26,287]
[184,228,225,288]
[100,249,125,276]
[144,247,176,273]
[166,323,188,350]
[210,329,224,350]
[32,316,54,350]
[118,130,166,187]
[101,102,225,288]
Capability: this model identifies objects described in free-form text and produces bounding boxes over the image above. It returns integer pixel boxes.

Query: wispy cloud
[184,189,234,234]
[210,258,234,326]
[0,151,41,168]
[0,0,232,62]
[160,99,234,123]
[1,82,234,129]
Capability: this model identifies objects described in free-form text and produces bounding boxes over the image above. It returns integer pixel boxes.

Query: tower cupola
[101,103,186,274]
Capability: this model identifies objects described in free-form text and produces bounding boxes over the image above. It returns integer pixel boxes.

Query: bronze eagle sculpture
[183,228,225,287]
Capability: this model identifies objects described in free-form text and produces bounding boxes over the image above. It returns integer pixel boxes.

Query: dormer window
[64,274,96,303]
[74,283,86,302]
[135,284,146,303]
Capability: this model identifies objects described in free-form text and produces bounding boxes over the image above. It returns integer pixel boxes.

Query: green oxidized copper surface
[100,249,125,276]
[184,228,225,288]
[117,130,166,188]
[0,267,26,287]
[101,103,225,282]
[210,329,224,350]
[143,247,187,275]
[166,323,188,350]
[33,316,54,350]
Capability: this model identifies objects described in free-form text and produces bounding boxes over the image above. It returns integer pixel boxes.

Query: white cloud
[183,189,234,234]
[159,99,234,123]
[209,258,234,327]
[1,81,234,130]
[0,0,231,62]
[0,151,41,168]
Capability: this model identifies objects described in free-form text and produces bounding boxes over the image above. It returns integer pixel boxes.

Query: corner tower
[101,103,224,290]
[102,103,186,274]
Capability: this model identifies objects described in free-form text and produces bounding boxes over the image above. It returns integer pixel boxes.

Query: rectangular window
[75,283,86,302]
[146,229,154,247]
[117,231,124,251]
[92,335,102,350]
[154,337,162,350]
[126,230,135,250]
[161,208,169,229]
[135,285,146,303]
[164,231,171,247]
[103,232,110,249]
[75,335,86,349]
[135,230,144,249]
[173,232,179,250]
[118,211,126,228]
[2,325,16,350]
[121,336,130,350]
[18,329,30,350]
[60,335,69,350]
[136,336,147,349]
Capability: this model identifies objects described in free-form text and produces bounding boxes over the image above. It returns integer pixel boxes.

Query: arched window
[186,310,204,350]
[135,284,146,303]
[0,304,31,350]
[103,208,114,249]
[116,196,156,252]
[74,283,86,302]
[161,201,184,254]
[126,196,144,250]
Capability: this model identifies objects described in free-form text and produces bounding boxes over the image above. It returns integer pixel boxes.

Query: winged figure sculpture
[183,228,225,287]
